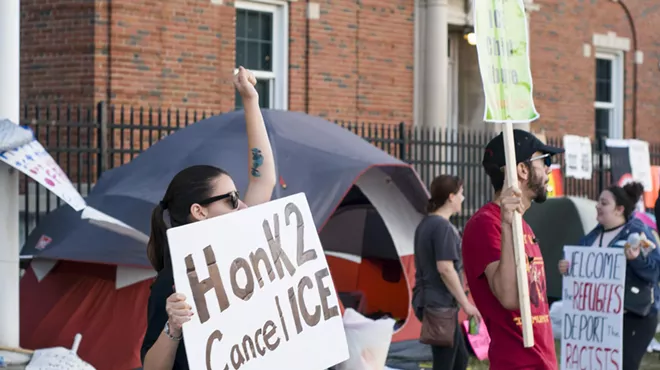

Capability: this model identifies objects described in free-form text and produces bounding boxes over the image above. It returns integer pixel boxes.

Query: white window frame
[235,0,289,110]
[594,50,624,139]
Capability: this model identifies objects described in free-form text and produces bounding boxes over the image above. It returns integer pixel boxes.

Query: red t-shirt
[462,202,557,370]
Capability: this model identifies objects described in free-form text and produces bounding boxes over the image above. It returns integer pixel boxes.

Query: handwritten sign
[563,135,593,180]
[560,246,626,370]
[628,139,652,191]
[0,140,86,211]
[462,319,490,361]
[474,0,539,123]
[167,193,349,370]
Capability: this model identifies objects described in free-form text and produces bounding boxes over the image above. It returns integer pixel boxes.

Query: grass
[465,335,660,370]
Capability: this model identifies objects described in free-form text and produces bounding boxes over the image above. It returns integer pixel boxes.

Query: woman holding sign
[140,67,276,370]
[558,182,660,370]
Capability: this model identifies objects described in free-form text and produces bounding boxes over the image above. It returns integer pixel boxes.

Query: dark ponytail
[623,182,644,205]
[146,165,229,272]
[427,175,463,213]
[147,203,170,272]
[607,181,644,220]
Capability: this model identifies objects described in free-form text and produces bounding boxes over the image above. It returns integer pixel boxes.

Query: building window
[594,52,623,139]
[235,0,288,111]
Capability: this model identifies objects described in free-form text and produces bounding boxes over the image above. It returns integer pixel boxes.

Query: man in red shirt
[462,129,563,369]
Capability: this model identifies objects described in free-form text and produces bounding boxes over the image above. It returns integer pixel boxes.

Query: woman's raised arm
[233,66,276,206]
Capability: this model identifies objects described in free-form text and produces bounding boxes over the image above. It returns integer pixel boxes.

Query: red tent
[21,261,152,370]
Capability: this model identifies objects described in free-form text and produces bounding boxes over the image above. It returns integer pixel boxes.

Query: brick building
[19,0,660,139]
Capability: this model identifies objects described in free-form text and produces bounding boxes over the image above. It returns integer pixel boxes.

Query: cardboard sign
[560,246,625,370]
[474,0,539,123]
[0,140,86,211]
[167,193,349,370]
[462,319,490,361]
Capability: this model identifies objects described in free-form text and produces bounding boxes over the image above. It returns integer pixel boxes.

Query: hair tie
[159,200,168,210]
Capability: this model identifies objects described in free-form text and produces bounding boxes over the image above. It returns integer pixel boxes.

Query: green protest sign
[473,0,537,349]
[474,0,539,123]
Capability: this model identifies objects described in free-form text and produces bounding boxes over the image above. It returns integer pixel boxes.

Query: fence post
[97,101,109,179]
[399,122,407,162]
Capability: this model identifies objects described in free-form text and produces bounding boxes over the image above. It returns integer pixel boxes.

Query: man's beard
[528,171,548,203]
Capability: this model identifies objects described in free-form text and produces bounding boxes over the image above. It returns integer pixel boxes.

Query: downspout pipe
[613,0,638,138]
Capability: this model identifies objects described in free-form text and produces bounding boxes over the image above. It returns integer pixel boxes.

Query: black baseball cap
[482,129,564,170]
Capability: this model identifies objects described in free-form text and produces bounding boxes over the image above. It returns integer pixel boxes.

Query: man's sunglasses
[528,153,552,167]
[498,153,553,172]
[198,190,240,210]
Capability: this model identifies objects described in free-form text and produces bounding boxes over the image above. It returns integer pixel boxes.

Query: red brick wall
[289,0,414,124]
[21,0,97,104]
[529,0,660,142]
[21,0,414,125]
[19,0,659,139]
[95,0,236,111]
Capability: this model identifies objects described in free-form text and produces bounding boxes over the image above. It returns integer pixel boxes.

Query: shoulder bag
[419,306,457,347]
[624,271,654,317]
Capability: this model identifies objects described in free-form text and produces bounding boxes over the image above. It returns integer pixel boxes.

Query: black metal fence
[17,102,660,242]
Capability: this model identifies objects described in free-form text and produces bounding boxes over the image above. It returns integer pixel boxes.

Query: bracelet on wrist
[164,321,182,341]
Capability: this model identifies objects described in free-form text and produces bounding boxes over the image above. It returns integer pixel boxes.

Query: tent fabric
[21,109,427,267]
[385,339,433,370]
[524,196,598,300]
[84,109,427,237]
[22,197,150,267]
[321,205,399,261]
[20,261,151,370]
[325,254,409,320]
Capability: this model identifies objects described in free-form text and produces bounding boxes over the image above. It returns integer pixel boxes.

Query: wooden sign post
[474,0,539,347]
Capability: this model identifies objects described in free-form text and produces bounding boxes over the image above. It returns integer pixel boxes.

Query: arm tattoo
[251,148,263,177]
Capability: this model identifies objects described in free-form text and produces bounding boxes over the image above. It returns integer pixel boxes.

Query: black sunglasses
[198,190,240,210]
[528,153,552,167]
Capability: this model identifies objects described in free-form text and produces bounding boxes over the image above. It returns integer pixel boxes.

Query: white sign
[560,246,626,370]
[628,139,652,191]
[167,193,349,370]
[0,140,86,211]
[562,135,592,180]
